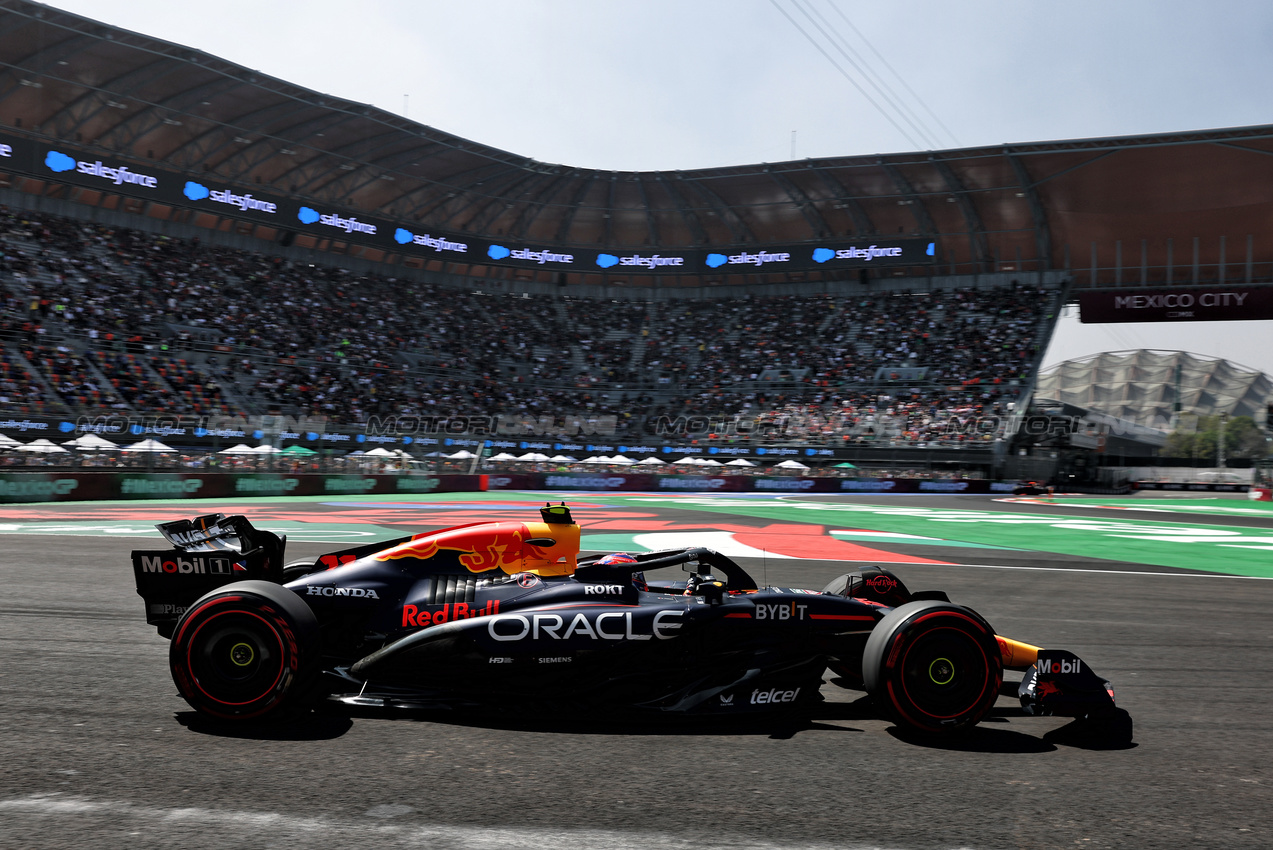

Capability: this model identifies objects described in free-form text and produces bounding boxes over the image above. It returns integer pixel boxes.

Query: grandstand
[0,0,1268,481]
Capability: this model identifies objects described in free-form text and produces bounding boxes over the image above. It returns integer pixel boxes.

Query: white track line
[0,793,872,850]
[891,561,1273,580]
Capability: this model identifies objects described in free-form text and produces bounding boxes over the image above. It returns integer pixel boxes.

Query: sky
[36,0,1273,376]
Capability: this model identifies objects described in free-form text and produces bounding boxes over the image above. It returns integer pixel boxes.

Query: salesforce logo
[186,181,277,213]
[45,150,158,188]
[184,181,211,201]
[488,245,574,264]
[810,242,935,263]
[396,228,468,253]
[45,151,76,173]
[704,250,790,268]
[598,253,685,270]
[297,206,374,234]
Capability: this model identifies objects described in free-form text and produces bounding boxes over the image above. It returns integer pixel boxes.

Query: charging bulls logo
[372,523,551,575]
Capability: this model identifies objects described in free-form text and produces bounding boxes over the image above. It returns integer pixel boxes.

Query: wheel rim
[186,610,286,707]
[898,628,989,720]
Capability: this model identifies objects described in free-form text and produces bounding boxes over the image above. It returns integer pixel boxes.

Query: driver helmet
[596,552,646,591]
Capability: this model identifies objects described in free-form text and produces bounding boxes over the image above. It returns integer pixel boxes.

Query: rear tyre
[170,580,319,721]
[862,601,1002,734]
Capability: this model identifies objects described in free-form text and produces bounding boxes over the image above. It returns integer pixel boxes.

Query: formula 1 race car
[131,504,1121,736]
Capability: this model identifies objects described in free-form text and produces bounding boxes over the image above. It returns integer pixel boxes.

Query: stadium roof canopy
[1037,350,1272,430]
[1,0,1272,285]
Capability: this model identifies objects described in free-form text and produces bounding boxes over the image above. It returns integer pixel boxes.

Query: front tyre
[170,580,319,721]
[862,601,1002,734]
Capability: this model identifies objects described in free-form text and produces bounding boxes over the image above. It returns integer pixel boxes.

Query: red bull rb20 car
[132,504,1123,737]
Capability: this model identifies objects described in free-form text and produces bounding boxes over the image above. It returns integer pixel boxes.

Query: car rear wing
[132,514,286,638]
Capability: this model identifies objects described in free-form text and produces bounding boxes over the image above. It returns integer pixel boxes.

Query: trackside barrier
[484,474,1017,494]
[0,472,1031,503]
[1131,481,1251,493]
[1249,487,1272,502]
[0,473,486,503]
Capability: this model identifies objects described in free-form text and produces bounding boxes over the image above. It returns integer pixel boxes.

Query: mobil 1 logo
[138,554,233,575]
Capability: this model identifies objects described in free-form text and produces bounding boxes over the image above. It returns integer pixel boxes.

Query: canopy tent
[672,457,705,465]
[724,459,755,467]
[62,434,119,451]
[634,456,667,465]
[121,438,177,453]
[280,445,318,456]
[773,459,809,469]
[518,452,551,462]
[445,450,477,459]
[364,447,397,457]
[217,444,258,454]
[0,433,22,448]
[607,454,635,465]
[17,438,68,453]
[581,455,611,464]
[488,452,519,461]
[548,455,579,462]
[699,459,723,466]
[249,444,282,454]
[834,462,858,469]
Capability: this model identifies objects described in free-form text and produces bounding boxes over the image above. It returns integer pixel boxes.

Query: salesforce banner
[10,134,937,276]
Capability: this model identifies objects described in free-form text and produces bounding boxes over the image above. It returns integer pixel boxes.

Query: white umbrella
[548,455,579,462]
[122,438,177,453]
[62,434,119,451]
[774,459,809,469]
[217,444,258,454]
[488,452,519,461]
[634,456,667,465]
[18,438,68,453]
[724,459,756,467]
[518,452,551,462]
[608,454,635,465]
[365,447,396,457]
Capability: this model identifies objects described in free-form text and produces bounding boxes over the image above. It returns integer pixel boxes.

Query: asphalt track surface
[2,493,1271,849]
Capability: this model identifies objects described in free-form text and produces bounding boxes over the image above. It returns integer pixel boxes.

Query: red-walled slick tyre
[862,601,1003,734]
[169,581,319,721]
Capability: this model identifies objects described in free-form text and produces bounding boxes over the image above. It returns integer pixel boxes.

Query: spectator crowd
[0,205,1058,447]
